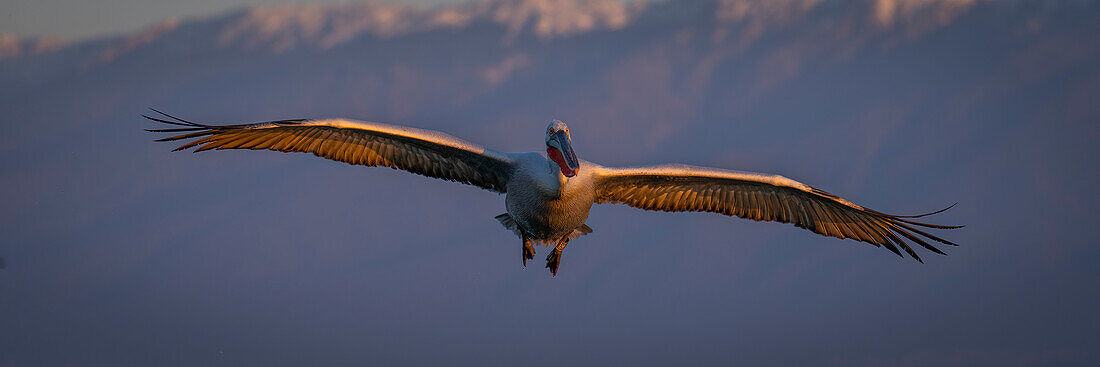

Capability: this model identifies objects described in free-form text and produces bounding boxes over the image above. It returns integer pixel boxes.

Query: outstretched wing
[145,110,515,193]
[593,164,961,262]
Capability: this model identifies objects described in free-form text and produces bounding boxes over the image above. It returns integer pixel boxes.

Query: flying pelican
[146,110,961,276]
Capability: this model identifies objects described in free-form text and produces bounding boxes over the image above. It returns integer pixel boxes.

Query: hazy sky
[1,0,1098,365]
[0,0,472,40]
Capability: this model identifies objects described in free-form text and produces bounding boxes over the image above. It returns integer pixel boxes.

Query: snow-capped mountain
[6,0,1093,129]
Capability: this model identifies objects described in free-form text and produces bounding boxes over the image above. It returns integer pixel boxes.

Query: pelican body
[146,111,961,276]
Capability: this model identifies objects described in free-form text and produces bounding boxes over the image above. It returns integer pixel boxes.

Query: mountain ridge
[0,0,1014,62]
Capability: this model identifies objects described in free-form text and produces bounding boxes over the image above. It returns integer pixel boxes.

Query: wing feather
[594,164,961,262]
[146,110,514,193]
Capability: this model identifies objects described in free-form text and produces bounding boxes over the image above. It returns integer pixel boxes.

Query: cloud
[870,0,989,37]
[481,53,533,85]
[0,33,65,60]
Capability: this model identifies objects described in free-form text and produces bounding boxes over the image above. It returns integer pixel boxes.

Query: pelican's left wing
[146,110,514,193]
[593,164,961,262]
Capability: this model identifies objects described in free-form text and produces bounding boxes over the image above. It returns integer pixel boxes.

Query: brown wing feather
[145,110,513,193]
[595,165,961,262]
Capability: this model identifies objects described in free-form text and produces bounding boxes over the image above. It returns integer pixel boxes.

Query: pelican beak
[547,130,580,177]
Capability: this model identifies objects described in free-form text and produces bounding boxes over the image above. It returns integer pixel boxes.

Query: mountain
[1,0,1098,366]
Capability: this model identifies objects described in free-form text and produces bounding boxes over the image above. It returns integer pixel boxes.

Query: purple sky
[1,0,1098,365]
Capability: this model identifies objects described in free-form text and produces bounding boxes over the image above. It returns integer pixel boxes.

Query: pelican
[146,110,961,276]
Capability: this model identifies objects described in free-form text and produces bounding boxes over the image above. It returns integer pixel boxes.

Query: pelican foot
[522,242,536,267]
[545,249,563,276]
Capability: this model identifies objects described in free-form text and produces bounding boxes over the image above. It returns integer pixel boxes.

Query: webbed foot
[545,248,563,276]
[522,241,535,267]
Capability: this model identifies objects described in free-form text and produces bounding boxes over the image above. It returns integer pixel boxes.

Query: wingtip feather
[893,203,957,218]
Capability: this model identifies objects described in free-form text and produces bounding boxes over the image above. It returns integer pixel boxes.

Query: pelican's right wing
[146,110,515,193]
[593,164,961,262]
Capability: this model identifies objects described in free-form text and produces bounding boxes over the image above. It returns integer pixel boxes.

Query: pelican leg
[522,232,535,267]
[545,236,571,276]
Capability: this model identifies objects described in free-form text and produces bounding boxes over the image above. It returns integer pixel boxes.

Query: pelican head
[545,120,580,177]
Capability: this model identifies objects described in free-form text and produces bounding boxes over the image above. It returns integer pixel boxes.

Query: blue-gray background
[1,0,1098,365]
